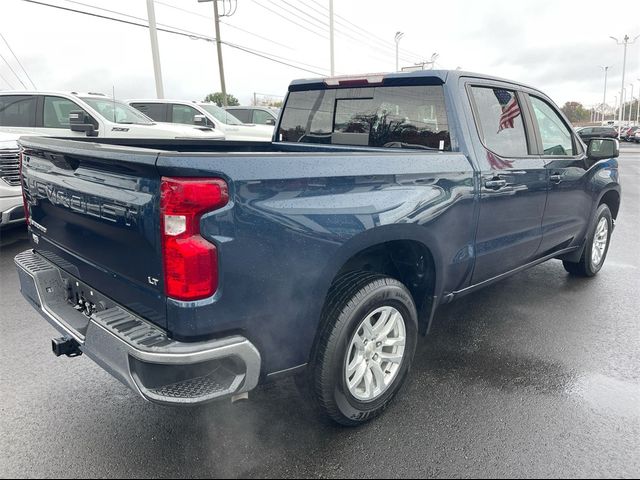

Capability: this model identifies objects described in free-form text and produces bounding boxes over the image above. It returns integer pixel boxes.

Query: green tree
[561,101,590,124]
[203,92,240,107]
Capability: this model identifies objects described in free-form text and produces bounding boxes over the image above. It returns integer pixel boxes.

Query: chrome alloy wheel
[345,306,407,402]
[591,217,609,267]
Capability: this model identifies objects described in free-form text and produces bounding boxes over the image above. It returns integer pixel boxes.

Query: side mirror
[69,111,97,137]
[193,114,209,127]
[266,119,276,126]
[587,138,619,161]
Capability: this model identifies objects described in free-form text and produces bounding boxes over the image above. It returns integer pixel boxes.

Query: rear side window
[471,86,528,157]
[0,95,36,127]
[530,96,574,156]
[230,109,251,123]
[279,85,451,150]
[131,103,166,122]
[43,96,85,128]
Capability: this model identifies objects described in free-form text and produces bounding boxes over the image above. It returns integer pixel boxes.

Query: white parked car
[0,92,225,140]
[0,131,24,227]
[127,100,275,141]
[225,106,280,126]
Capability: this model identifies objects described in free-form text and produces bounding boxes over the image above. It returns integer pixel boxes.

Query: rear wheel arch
[315,237,439,348]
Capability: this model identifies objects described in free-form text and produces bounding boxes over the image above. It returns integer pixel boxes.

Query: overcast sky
[1,0,639,108]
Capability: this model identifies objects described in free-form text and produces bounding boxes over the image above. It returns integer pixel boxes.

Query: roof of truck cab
[0,91,107,96]
[288,70,540,93]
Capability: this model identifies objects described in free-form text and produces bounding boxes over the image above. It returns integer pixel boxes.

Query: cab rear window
[279,86,451,150]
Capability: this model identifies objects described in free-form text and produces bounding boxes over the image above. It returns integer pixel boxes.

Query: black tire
[304,271,418,426]
[563,203,613,277]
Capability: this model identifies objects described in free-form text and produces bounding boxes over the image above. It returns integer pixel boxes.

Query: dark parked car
[15,70,621,426]
[577,126,619,141]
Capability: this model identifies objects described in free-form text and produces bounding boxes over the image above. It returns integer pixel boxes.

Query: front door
[469,85,548,284]
[527,95,592,254]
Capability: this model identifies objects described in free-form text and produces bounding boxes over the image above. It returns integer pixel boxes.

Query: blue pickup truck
[15,71,621,425]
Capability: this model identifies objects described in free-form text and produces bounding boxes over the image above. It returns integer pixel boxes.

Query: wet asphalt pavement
[1,144,639,478]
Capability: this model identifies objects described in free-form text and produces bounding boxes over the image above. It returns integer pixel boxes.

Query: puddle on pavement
[570,373,640,418]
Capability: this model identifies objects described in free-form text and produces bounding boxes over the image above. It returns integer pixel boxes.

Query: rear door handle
[484,179,507,190]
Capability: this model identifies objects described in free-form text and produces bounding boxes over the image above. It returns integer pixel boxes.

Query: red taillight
[160,177,229,301]
[19,152,29,224]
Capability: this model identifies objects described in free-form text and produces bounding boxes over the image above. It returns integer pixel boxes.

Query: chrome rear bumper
[15,249,261,406]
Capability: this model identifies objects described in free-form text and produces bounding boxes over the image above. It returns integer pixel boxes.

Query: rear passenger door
[526,94,592,255]
[468,84,548,284]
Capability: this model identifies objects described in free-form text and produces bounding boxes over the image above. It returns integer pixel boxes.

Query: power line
[250,0,328,38]
[153,0,294,50]
[0,70,16,89]
[0,33,37,88]
[0,52,27,89]
[21,0,327,76]
[273,0,419,66]
[305,0,425,62]
[276,0,329,28]
[250,0,404,67]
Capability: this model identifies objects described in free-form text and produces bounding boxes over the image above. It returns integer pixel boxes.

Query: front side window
[252,109,274,125]
[199,104,243,125]
[530,96,574,156]
[171,104,201,125]
[279,85,451,150]
[44,96,87,128]
[80,97,154,125]
[0,95,36,127]
[471,86,528,157]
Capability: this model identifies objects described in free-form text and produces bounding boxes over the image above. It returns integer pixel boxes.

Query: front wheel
[563,204,613,277]
[306,272,418,426]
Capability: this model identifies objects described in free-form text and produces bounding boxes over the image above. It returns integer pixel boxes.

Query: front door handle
[484,178,507,190]
[550,172,563,184]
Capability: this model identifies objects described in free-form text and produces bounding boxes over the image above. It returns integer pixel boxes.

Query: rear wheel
[563,204,613,277]
[305,272,418,426]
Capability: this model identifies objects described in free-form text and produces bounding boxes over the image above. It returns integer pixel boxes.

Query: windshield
[81,97,154,125]
[199,103,243,125]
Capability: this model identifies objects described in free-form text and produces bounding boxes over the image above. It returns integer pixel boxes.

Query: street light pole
[146,0,164,99]
[637,79,640,125]
[394,32,404,72]
[629,83,635,124]
[329,0,335,76]
[600,65,610,122]
[610,34,640,135]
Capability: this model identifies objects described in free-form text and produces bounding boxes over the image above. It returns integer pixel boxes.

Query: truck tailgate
[20,137,167,329]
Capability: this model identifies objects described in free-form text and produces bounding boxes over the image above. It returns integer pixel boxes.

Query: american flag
[494,89,521,132]
[487,151,514,170]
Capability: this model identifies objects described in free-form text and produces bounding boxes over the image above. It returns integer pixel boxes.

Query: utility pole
[394,32,404,72]
[329,0,335,76]
[637,79,640,125]
[600,66,610,122]
[629,84,635,124]
[146,0,164,98]
[610,34,640,135]
[199,0,228,106]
